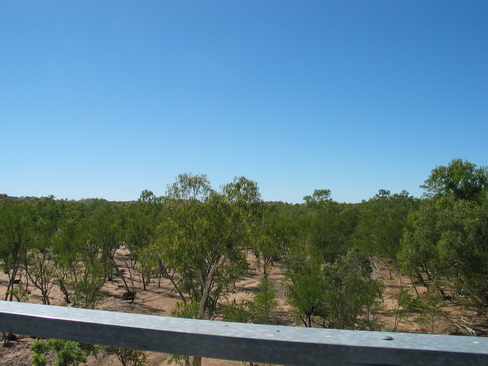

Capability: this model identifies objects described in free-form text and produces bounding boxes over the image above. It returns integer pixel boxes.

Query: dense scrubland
[1,159,488,366]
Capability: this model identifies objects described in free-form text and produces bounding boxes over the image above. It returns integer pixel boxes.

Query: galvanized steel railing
[1,300,487,365]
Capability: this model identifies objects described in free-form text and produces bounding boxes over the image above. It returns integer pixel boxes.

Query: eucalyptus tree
[285,246,382,329]
[251,203,304,278]
[154,174,263,319]
[303,192,359,265]
[319,247,383,329]
[251,216,280,278]
[123,204,153,290]
[354,190,419,276]
[399,195,488,311]
[450,198,488,311]
[123,191,163,290]
[398,198,449,292]
[284,190,381,329]
[0,199,32,301]
[399,160,488,309]
[421,159,488,202]
[285,248,326,328]
[23,197,57,304]
[52,201,106,308]
[82,200,131,296]
[51,201,88,304]
[151,174,263,365]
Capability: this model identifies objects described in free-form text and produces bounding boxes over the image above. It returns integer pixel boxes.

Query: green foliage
[154,174,263,321]
[123,203,152,255]
[26,248,60,305]
[170,301,200,319]
[392,287,451,334]
[31,339,98,366]
[251,221,281,277]
[249,277,278,324]
[6,282,29,302]
[0,200,32,300]
[284,193,373,329]
[31,339,49,366]
[354,190,419,270]
[221,278,278,325]
[303,198,359,265]
[84,200,123,282]
[398,201,444,290]
[167,354,190,366]
[285,253,325,327]
[392,286,424,331]
[48,202,107,307]
[303,189,331,206]
[252,203,303,277]
[105,347,148,366]
[421,159,488,201]
[70,260,106,309]
[286,246,382,329]
[414,293,450,334]
[319,248,383,330]
[119,201,158,293]
[5,163,488,348]
[399,195,488,312]
[220,299,252,323]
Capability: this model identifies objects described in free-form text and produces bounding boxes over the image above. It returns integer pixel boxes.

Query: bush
[31,339,98,366]
[105,346,148,366]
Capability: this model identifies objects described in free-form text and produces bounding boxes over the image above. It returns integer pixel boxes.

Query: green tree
[421,159,488,201]
[51,203,87,304]
[303,189,332,206]
[285,247,382,329]
[123,193,162,291]
[392,286,424,331]
[304,198,358,265]
[53,205,106,308]
[354,190,419,276]
[285,191,380,329]
[251,217,281,278]
[25,248,59,305]
[399,195,488,311]
[249,277,278,324]
[0,200,32,301]
[285,252,325,327]
[220,299,252,323]
[153,174,263,366]
[398,198,451,293]
[319,248,383,330]
[252,203,303,278]
[84,200,130,295]
[25,197,64,305]
[399,160,488,309]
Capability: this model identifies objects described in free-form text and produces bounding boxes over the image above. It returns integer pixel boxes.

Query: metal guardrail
[1,300,487,366]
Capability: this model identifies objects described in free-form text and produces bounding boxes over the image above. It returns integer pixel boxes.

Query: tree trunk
[5,265,19,301]
[197,257,221,320]
[192,258,221,366]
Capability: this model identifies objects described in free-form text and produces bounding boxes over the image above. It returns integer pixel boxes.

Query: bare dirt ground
[1,250,487,366]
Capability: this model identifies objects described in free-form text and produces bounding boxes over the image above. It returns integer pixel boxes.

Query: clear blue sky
[1,1,487,203]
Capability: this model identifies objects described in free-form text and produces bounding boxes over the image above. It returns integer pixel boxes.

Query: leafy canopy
[421,159,488,201]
